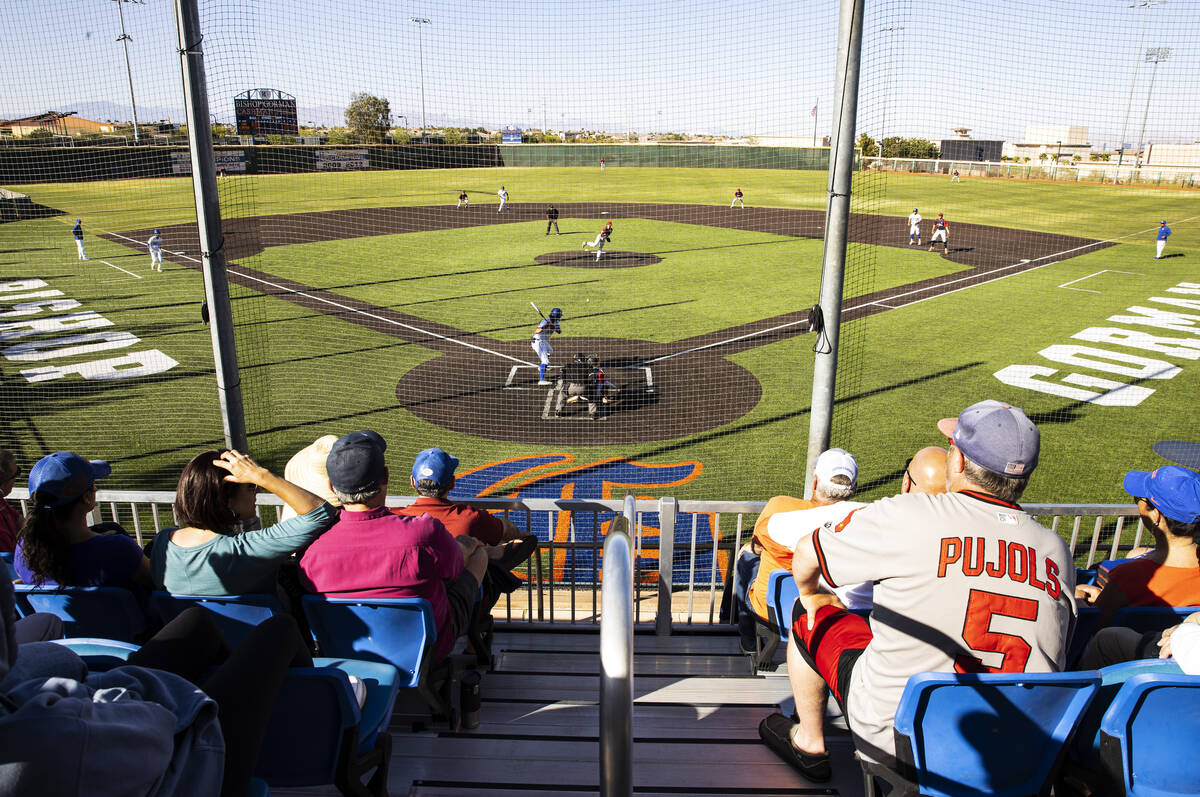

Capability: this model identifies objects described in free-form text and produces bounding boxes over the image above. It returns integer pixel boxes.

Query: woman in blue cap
[14,451,152,592]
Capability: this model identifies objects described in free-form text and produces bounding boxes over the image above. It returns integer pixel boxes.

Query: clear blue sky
[2,0,1197,145]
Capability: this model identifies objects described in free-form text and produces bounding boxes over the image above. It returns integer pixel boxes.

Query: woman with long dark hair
[14,452,151,590]
[150,449,337,596]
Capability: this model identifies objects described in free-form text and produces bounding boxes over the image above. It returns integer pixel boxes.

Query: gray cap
[937,400,1040,477]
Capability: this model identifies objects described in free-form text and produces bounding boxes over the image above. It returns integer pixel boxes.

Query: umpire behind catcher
[555,353,598,419]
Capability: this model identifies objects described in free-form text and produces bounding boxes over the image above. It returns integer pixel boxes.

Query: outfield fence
[8,489,1141,630]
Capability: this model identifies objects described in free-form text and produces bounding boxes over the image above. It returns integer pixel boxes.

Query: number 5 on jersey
[954,588,1039,674]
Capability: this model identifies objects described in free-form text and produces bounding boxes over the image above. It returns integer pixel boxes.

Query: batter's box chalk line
[504,363,654,392]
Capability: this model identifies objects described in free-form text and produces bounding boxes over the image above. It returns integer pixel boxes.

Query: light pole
[409,17,430,140]
[113,0,143,143]
[1135,47,1171,168]
[1116,1,1166,177]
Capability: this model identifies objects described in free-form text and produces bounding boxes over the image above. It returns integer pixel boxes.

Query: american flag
[811,104,818,117]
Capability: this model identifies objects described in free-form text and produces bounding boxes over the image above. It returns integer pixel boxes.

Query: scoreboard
[234,89,298,136]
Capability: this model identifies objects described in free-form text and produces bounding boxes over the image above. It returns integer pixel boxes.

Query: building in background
[1144,142,1200,167]
[1003,124,1092,161]
[940,129,1003,161]
[0,112,111,138]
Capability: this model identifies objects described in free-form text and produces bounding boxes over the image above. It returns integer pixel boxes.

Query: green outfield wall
[498,144,829,170]
[0,143,828,184]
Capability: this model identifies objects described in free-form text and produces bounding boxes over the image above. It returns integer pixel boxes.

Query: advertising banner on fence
[314,149,370,170]
[169,150,246,175]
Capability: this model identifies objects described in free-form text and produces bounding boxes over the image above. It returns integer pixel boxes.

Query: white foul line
[1058,269,1140,293]
[104,230,535,366]
[97,259,142,279]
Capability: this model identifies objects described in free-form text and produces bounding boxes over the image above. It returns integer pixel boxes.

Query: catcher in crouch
[555,353,599,419]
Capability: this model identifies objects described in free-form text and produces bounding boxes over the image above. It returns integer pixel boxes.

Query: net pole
[804,0,864,492]
[174,0,248,451]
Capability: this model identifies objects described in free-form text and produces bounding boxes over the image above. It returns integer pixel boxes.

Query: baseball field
[1,165,1196,506]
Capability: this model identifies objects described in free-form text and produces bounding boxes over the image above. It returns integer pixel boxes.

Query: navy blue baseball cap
[326,430,387,493]
[1123,465,1200,524]
[937,400,1040,477]
[411,448,459,488]
[28,452,111,507]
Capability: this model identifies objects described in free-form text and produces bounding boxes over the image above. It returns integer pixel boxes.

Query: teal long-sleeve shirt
[150,502,338,596]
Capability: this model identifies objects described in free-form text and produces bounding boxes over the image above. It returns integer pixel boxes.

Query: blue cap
[325,430,387,493]
[28,452,111,507]
[1123,466,1200,524]
[937,400,1040,477]
[75,219,81,223]
[411,448,459,488]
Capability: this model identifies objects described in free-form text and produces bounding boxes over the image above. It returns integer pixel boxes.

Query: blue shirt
[15,533,144,589]
[1157,225,1171,240]
[72,222,83,240]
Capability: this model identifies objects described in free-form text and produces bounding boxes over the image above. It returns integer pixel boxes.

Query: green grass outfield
[1,166,1197,504]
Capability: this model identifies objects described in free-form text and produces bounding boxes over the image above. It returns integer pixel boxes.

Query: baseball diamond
[102,204,1110,446]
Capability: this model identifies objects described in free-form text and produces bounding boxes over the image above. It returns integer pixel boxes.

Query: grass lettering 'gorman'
[937,535,1063,599]
[0,278,178,383]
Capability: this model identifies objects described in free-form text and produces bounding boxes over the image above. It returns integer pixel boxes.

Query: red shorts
[791,601,872,709]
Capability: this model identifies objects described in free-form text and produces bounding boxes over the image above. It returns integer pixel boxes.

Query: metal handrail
[599,495,635,797]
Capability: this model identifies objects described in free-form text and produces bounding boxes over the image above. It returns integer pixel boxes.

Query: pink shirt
[299,506,464,660]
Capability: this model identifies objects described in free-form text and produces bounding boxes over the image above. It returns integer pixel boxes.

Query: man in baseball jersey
[1156,220,1171,259]
[497,186,508,213]
[928,213,949,254]
[147,229,163,272]
[600,157,605,171]
[907,209,922,246]
[731,188,745,209]
[951,169,960,182]
[72,219,87,261]
[531,307,562,385]
[457,189,469,209]
[759,400,1074,780]
[582,221,613,261]
[546,205,560,235]
[554,353,599,419]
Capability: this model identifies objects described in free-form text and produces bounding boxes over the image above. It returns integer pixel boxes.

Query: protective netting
[1,0,1198,521]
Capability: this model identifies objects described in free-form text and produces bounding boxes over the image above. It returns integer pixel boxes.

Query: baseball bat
[530,301,546,320]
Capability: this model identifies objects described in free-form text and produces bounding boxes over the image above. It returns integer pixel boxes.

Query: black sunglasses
[904,458,916,484]
[1136,495,1157,511]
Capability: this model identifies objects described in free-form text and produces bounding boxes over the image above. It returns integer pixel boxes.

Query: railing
[7,489,1140,627]
[599,495,634,797]
[861,155,1200,187]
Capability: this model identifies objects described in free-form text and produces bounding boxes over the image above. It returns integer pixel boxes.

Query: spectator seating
[1067,659,1184,790]
[1098,671,1200,796]
[51,637,138,671]
[256,657,399,797]
[862,671,1100,797]
[150,591,284,647]
[301,595,453,728]
[1110,605,1200,634]
[767,568,797,645]
[13,584,148,642]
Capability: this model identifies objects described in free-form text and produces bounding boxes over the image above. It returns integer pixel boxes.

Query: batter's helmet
[937,213,942,218]
[913,208,918,213]
[549,307,563,319]
[153,228,160,234]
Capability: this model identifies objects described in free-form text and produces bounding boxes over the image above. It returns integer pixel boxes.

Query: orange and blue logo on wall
[451,454,725,585]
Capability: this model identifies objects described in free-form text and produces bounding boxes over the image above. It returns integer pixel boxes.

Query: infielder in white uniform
[731,188,745,208]
[758,400,1074,780]
[531,307,562,385]
[497,186,508,213]
[147,229,163,272]
[907,209,922,246]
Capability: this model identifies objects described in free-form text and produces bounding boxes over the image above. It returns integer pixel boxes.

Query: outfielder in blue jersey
[1156,221,1171,259]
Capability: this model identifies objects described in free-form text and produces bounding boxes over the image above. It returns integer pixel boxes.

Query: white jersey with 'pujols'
[812,490,1076,763]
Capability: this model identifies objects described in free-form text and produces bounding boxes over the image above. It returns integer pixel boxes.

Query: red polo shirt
[393,496,504,546]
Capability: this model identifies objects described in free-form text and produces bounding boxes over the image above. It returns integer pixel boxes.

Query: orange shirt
[746,496,815,620]
[1107,557,1200,607]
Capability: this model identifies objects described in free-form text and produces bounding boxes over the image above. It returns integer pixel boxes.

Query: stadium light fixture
[410,18,431,140]
[1135,47,1171,167]
[1116,0,1166,176]
[112,0,145,143]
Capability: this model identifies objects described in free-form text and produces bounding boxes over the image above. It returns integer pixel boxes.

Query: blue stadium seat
[1068,659,1184,791]
[767,568,798,644]
[863,671,1100,797]
[149,591,284,647]
[302,595,451,725]
[255,657,399,797]
[1068,606,1103,668]
[51,637,139,671]
[13,585,148,642]
[1099,671,1200,796]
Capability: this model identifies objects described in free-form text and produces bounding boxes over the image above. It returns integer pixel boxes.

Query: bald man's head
[903,446,948,495]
